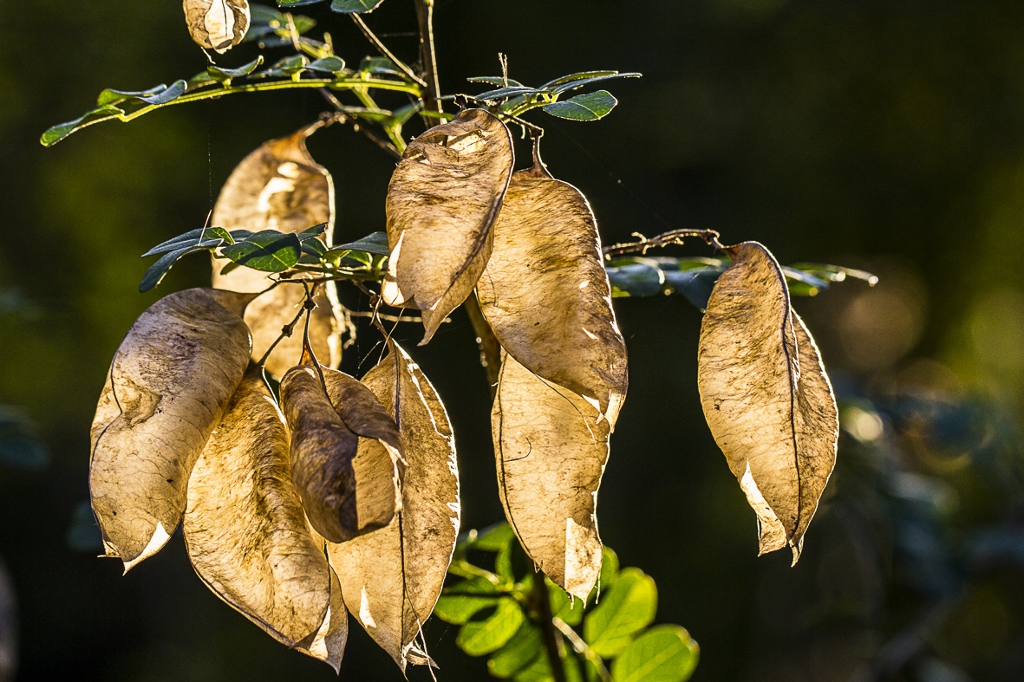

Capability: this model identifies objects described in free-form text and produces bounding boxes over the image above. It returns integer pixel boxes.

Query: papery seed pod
[184,369,334,652]
[280,365,400,543]
[183,0,251,54]
[90,288,253,570]
[212,124,341,377]
[382,108,514,342]
[697,242,838,563]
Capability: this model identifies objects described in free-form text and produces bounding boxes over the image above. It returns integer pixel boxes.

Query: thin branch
[350,14,427,87]
[602,228,727,257]
[554,617,611,682]
[414,0,442,114]
[463,292,501,398]
[319,89,402,159]
[531,566,568,682]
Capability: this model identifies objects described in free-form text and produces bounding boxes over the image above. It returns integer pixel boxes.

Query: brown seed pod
[492,353,609,600]
[328,341,459,672]
[184,369,333,652]
[697,241,838,563]
[478,161,628,424]
[89,288,253,571]
[212,124,341,377]
[382,108,514,342]
[280,366,400,543]
[182,0,251,54]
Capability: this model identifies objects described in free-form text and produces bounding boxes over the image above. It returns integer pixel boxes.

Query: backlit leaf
[328,341,459,672]
[382,108,514,342]
[493,354,609,600]
[221,231,302,272]
[610,625,699,682]
[542,91,618,121]
[280,366,398,543]
[583,567,657,658]
[697,242,838,563]
[488,622,543,678]
[184,370,334,655]
[478,162,628,422]
[183,0,251,53]
[211,124,340,377]
[89,288,253,570]
[456,598,525,656]
[331,0,385,12]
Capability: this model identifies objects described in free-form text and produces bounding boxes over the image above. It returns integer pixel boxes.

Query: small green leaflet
[610,626,699,682]
[583,568,658,658]
[487,623,543,678]
[543,90,619,121]
[221,230,303,273]
[331,0,386,12]
[456,598,525,656]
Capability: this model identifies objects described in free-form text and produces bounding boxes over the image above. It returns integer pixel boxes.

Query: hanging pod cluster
[89,124,460,672]
[384,109,628,600]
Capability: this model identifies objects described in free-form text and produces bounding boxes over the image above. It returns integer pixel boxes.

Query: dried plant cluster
[55,1,863,677]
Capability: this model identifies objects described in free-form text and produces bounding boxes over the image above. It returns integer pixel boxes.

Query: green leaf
[611,626,699,682]
[540,71,620,88]
[357,56,403,77]
[512,644,584,682]
[207,56,265,84]
[434,593,501,624]
[40,105,123,147]
[221,230,302,272]
[468,76,525,87]
[476,86,547,101]
[788,262,879,286]
[307,56,347,74]
[488,623,543,678]
[297,223,328,240]
[662,267,726,311]
[606,260,665,297]
[330,231,391,256]
[255,55,309,79]
[331,0,385,12]
[139,245,200,293]
[550,582,585,627]
[545,72,642,95]
[476,522,516,552]
[457,598,526,656]
[97,85,167,106]
[583,568,657,658]
[141,228,233,257]
[444,574,503,596]
[597,545,620,594]
[543,91,618,121]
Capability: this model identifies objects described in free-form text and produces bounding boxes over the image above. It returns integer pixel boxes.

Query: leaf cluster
[437,524,699,682]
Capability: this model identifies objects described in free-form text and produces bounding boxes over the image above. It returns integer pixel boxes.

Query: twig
[554,617,611,682]
[463,293,501,397]
[531,566,568,682]
[414,0,442,114]
[350,14,427,87]
[318,89,402,159]
[602,228,727,257]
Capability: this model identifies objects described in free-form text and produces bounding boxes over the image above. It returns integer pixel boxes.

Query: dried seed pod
[90,288,253,570]
[280,366,399,543]
[493,353,608,600]
[382,108,514,342]
[328,341,459,671]
[183,0,251,54]
[184,369,333,651]
[212,124,340,377]
[697,241,838,563]
[478,162,628,423]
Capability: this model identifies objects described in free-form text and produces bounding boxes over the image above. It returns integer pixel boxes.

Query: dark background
[2,0,1024,680]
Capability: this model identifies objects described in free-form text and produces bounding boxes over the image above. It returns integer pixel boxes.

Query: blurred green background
[3,0,1024,680]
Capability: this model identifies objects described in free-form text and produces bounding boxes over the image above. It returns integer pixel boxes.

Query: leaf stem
[531,567,568,682]
[554,617,611,682]
[463,293,502,398]
[603,228,726,257]
[350,13,427,87]
[414,0,442,114]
